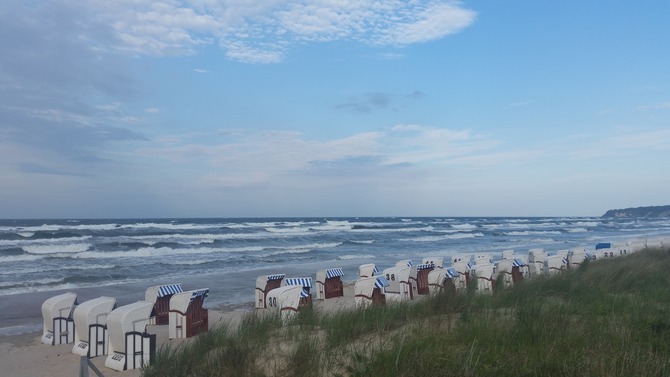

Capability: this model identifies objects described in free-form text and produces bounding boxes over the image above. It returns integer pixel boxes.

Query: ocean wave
[0,254,41,263]
[338,254,375,260]
[22,243,91,254]
[566,227,589,233]
[505,231,562,236]
[73,245,267,259]
[0,263,117,276]
[401,233,484,242]
[0,235,92,247]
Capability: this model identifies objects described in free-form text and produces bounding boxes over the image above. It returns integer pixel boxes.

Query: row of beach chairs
[40,284,209,372]
[256,237,669,320]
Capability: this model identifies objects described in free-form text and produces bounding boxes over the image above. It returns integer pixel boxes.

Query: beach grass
[142,246,670,377]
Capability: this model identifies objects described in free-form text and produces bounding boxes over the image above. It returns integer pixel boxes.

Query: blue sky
[1,1,669,218]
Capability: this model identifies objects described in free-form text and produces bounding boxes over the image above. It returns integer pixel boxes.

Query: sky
[1,1,669,219]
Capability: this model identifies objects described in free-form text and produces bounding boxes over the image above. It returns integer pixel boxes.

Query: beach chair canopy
[73,296,116,332]
[512,259,526,267]
[266,274,286,281]
[325,268,344,278]
[284,277,313,288]
[106,301,154,353]
[157,284,183,297]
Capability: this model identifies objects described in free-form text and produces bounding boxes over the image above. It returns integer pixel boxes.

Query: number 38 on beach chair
[265,285,304,322]
[316,268,344,300]
[41,292,77,345]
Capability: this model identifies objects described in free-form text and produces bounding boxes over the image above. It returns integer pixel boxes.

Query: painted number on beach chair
[385,274,395,281]
[267,297,277,308]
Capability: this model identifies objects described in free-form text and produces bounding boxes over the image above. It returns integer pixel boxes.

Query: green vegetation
[142,247,670,377]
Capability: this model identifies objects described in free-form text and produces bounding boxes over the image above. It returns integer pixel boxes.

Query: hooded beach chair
[382,265,418,302]
[265,285,303,322]
[72,296,116,358]
[496,259,525,288]
[41,292,77,345]
[169,289,209,339]
[104,301,155,372]
[451,259,472,291]
[358,263,379,278]
[284,277,313,307]
[473,264,496,294]
[354,276,389,308]
[474,253,493,265]
[544,255,568,275]
[255,274,285,309]
[316,268,344,300]
[145,283,182,325]
[415,262,435,295]
[427,267,459,294]
[528,249,547,276]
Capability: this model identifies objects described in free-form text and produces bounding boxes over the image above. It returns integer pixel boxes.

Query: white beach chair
[382,265,418,302]
[567,247,588,268]
[395,259,414,268]
[255,274,285,309]
[358,263,379,278]
[169,289,209,339]
[544,255,568,275]
[501,250,515,260]
[528,248,547,276]
[474,253,493,265]
[451,260,472,292]
[104,301,155,372]
[72,296,116,358]
[473,264,496,294]
[316,268,344,300]
[41,292,77,345]
[354,276,389,308]
[265,285,303,322]
[496,259,525,288]
[145,283,182,325]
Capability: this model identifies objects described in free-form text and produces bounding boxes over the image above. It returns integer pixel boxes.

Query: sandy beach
[0,281,356,377]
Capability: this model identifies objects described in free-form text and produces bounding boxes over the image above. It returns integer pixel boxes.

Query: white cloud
[83,0,476,63]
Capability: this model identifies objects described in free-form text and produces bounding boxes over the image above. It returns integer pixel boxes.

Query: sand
[0,283,356,377]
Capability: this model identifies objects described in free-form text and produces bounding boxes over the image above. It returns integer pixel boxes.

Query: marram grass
[142,247,670,377]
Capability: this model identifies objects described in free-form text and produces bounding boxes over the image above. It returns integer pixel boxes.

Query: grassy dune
[142,247,670,377]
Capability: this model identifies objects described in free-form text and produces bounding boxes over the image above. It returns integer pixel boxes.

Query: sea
[1,217,669,336]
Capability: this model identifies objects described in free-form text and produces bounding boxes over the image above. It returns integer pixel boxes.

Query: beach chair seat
[416,263,435,295]
[41,292,77,345]
[316,268,344,299]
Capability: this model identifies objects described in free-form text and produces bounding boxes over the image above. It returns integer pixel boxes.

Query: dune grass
[142,247,670,377]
